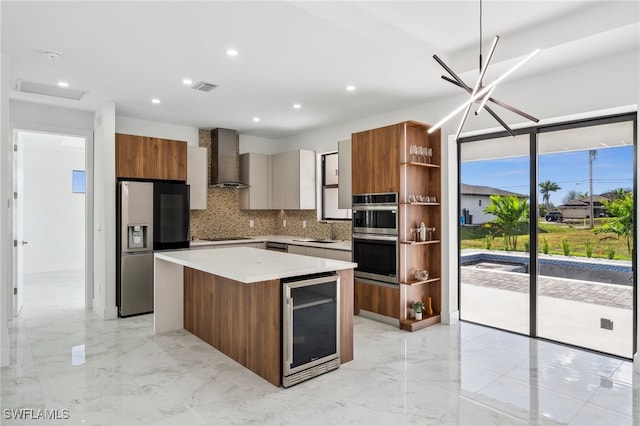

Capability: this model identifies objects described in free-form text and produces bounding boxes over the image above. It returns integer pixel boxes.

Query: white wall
[93,103,117,320]
[10,100,94,130]
[115,116,199,147]
[1,52,11,366]
[460,195,493,225]
[21,134,85,273]
[239,134,281,155]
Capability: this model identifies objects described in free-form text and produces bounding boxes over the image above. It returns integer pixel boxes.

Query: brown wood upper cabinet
[351,124,401,194]
[116,133,187,181]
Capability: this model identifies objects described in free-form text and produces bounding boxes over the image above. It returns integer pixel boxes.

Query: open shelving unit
[398,121,442,331]
[352,120,442,332]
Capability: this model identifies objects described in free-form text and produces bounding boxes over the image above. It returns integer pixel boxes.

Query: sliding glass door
[459,134,531,334]
[536,121,635,357]
[459,113,636,358]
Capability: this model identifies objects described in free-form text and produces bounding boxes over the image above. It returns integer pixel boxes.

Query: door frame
[456,110,638,357]
[10,122,94,314]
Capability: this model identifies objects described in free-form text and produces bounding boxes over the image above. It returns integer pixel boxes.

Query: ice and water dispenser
[127,225,149,250]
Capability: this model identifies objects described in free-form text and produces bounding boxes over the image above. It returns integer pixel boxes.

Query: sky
[461,145,634,207]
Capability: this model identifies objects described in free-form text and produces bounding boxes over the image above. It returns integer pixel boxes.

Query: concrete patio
[460,263,633,358]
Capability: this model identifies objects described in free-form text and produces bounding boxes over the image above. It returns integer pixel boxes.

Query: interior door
[12,130,25,316]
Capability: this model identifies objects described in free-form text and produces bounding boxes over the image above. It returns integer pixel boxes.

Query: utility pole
[589,150,597,228]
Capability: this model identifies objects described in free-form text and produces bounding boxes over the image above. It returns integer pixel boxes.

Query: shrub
[606,246,615,259]
[542,237,549,254]
[484,234,492,250]
[561,237,570,256]
[585,238,593,258]
[524,240,530,252]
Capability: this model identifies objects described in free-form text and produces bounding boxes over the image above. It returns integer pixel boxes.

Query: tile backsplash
[190,129,352,241]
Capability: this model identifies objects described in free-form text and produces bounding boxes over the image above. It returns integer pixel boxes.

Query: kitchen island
[154,247,356,386]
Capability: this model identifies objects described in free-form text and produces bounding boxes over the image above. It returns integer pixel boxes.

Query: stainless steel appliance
[282,273,340,387]
[153,181,191,250]
[117,180,190,317]
[352,233,398,285]
[352,192,398,235]
[352,192,399,285]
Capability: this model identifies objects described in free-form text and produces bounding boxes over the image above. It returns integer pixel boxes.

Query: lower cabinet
[287,245,351,261]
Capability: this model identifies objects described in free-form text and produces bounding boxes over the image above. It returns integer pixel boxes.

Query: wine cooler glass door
[283,275,340,377]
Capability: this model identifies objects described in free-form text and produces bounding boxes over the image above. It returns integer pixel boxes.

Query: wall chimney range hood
[210,128,248,188]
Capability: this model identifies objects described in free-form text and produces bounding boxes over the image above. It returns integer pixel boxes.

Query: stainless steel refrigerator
[117,181,154,317]
[117,180,190,317]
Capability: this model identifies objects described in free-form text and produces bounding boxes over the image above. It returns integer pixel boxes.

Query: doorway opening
[13,130,87,317]
[458,112,637,358]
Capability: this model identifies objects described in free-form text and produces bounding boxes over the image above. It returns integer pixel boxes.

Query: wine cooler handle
[287,297,294,365]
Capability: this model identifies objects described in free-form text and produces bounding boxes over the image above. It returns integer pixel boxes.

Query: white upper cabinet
[269,149,316,210]
[239,153,270,210]
[324,151,339,186]
[187,146,207,210]
[338,139,352,209]
[269,152,287,209]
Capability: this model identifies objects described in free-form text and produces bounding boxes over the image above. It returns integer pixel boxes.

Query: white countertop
[155,247,356,283]
[190,234,352,251]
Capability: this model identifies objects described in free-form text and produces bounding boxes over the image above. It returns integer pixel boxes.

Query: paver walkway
[462,267,633,310]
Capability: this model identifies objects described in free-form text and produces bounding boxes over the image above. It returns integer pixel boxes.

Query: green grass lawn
[460,218,631,260]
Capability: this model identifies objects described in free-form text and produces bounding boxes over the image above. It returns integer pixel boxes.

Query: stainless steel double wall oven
[352,192,399,285]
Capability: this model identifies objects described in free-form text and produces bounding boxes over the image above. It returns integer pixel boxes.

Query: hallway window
[72,170,85,194]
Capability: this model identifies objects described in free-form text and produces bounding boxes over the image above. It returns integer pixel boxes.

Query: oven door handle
[352,233,398,241]
[287,297,294,366]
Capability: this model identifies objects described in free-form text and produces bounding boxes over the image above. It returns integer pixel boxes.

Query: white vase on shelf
[415,311,423,321]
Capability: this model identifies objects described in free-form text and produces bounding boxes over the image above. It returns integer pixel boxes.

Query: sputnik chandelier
[428,0,540,141]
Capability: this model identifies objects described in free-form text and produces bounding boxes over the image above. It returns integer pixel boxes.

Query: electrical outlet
[283,220,287,228]
[600,318,614,330]
[302,220,307,228]
[249,220,254,228]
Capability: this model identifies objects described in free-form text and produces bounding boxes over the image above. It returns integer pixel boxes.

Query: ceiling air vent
[16,79,86,100]
[191,81,218,92]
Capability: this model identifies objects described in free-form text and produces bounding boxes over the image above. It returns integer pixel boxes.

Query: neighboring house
[557,195,610,219]
[460,183,527,224]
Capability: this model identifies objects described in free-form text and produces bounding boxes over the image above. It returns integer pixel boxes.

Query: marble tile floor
[1,271,639,425]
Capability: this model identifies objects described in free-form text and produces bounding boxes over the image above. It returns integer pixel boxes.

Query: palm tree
[484,195,529,251]
[539,180,561,211]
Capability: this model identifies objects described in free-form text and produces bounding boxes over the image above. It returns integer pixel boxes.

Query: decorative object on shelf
[414,269,429,281]
[411,300,426,320]
[427,227,436,241]
[426,296,433,316]
[408,194,416,203]
[428,0,540,141]
[419,222,427,242]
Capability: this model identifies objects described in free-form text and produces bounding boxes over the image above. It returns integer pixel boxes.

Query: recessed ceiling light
[182,79,193,85]
[57,81,69,88]
[346,85,356,91]
[151,98,161,104]
[227,49,238,56]
[252,117,261,122]
[293,103,301,109]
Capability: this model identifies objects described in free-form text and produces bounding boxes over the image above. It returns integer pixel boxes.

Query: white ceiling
[2,1,639,139]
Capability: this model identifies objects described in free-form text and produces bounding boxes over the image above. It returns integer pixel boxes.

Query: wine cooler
[282,273,340,388]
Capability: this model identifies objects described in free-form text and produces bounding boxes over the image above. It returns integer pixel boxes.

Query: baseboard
[357,309,400,327]
[441,309,460,325]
